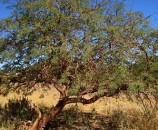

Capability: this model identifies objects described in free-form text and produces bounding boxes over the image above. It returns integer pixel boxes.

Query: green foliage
[3,97,35,122]
[0,0,157,97]
[129,82,145,92]
[63,106,78,126]
[0,97,36,129]
[91,108,97,119]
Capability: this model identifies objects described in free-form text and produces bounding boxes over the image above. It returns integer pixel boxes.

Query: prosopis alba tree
[0,0,157,129]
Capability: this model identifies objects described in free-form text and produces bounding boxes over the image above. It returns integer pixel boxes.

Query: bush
[108,108,158,130]
[63,106,78,126]
[0,97,36,129]
[4,97,35,121]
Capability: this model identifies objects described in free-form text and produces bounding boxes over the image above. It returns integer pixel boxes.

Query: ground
[0,87,158,130]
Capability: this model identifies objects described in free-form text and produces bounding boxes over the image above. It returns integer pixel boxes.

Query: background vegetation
[0,0,158,129]
[0,89,157,130]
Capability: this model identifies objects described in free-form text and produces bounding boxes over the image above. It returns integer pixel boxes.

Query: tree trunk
[28,99,66,130]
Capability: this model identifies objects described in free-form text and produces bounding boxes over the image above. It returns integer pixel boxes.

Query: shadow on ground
[45,111,115,130]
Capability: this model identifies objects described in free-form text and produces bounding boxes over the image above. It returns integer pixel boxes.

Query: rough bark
[28,84,127,130]
[28,99,66,130]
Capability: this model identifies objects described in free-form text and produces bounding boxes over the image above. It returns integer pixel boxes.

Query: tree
[0,0,157,129]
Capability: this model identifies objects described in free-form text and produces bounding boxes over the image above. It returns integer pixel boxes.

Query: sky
[125,0,158,28]
[0,0,158,27]
[0,0,158,68]
[0,1,11,19]
[0,0,158,28]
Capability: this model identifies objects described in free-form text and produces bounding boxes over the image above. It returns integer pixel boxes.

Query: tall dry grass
[0,88,157,130]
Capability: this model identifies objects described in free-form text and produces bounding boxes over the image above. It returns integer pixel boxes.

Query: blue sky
[0,0,158,28]
[0,1,11,19]
[125,0,158,28]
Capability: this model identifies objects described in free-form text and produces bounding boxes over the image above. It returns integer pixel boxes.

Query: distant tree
[0,0,157,129]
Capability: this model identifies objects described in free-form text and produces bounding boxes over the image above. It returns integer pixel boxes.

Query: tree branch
[50,84,67,99]
[80,86,98,96]
[66,83,128,104]
[66,89,119,105]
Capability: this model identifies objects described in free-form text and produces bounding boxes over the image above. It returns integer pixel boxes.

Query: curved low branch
[28,99,67,130]
[80,86,98,96]
[66,89,119,105]
[28,103,42,130]
[66,83,128,105]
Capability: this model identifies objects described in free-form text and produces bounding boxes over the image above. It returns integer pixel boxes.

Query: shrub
[4,97,35,121]
[0,97,36,129]
[108,108,158,130]
[63,106,78,126]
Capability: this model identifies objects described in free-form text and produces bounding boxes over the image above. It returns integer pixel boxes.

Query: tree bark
[28,84,127,130]
[28,99,66,130]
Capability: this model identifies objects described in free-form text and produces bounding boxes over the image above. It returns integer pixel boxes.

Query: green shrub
[0,97,36,129]
[4,97,35,121]
[63,106,78,126]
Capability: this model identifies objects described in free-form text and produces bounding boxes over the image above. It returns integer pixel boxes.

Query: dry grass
[0,87,59,108]
[0,88,158,130]
[0,88,155,115]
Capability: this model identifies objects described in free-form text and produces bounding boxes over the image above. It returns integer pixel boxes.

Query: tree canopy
[0,0,157,94]
[0,0,158,129]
